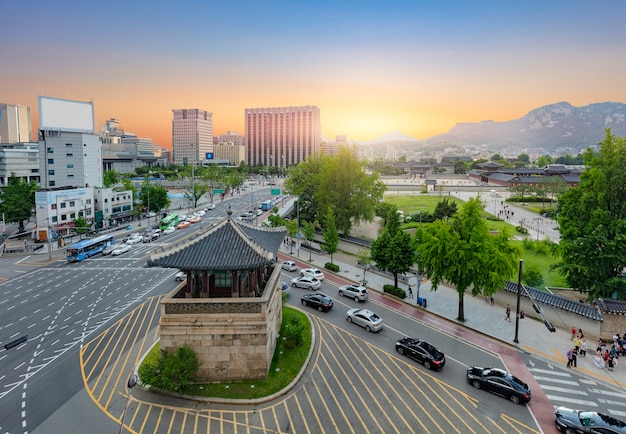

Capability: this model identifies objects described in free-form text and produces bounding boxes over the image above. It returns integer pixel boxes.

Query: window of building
[67,164,73,168]
[70,212,76,219]
[49,181,55,186]
[86,199,91,205]
[66,153,73,158]
[51,204,57,210]
[69,201,75,207]
[48,159,54,164]
[48,169,55,175]
[66,144,72,148]
[47,148,53,154]
[60,202,66,209]
[51,216,58,223]
[67,174,74,179]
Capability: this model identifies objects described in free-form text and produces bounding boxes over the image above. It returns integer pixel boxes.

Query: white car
[281,260,297,272]
[125,235,143,245]
[101,245,116,256]
[206,204,216,210]
[179,214,188,221]
[338,284,369,302]
[346,308,384,332]
[291,276,322,290]
[301,268,325,281]
[194,210,206,216]
[111,244,132,256]
[175,271,187,281]
[163,226,176,235]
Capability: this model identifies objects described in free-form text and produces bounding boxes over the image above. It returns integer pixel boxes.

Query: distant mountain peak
[363,131,418,144]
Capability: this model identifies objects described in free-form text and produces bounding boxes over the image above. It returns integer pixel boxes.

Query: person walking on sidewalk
[408,286,413,299]
[505,305,511,322]
[580,338,587,357]
[574,335,581,355]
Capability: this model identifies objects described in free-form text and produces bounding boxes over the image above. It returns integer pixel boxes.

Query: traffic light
[544,320,556,333]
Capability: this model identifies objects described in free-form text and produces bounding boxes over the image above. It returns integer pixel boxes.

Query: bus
[160,214,179,230]
[66,234,115,263]
[260,200,273,211]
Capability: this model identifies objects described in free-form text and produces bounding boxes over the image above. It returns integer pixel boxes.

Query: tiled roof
[593,298,626,315]
[147,211,287,271]
[486,173,516,182]
[504,281,603,321]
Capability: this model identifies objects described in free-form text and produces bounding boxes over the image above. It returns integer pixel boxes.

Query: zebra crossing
[529,363,626,419]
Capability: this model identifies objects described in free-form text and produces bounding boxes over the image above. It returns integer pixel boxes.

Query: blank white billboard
[38,96,95,133]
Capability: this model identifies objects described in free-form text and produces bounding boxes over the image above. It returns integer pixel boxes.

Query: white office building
[172,109,213,166]
[0,103,32,144]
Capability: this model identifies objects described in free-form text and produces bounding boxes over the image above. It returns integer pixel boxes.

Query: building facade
[245,105,321,167]
[34,187,94,241]
[172,109,213,166]
[0,103,31,144]
[93,187,135,229]
[213,142,245,166]
[38,131,103,189]
[0,143,40,186]
[216,131,245,146]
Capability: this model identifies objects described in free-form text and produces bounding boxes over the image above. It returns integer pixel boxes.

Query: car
[338,284,368,302]
[395,337,446,370]
[179,214,188,221]
[281,260,297,272]
[346,308,384,332]
[111,244,132,256]
[189,216,201,224]
[194,210,206,216]
[125,235,143,245]
[301,293,333,312]
[101,245,116,256]
[206,204,216,210]
[466,367,531,405]
[175,271,187,281]
[143,232,160,243]
[281,281,289,295]
[177,221,190,229]
[291,276,322,290]
[163,226,176,235]
[300,268,325,281]
[554,406,626,433]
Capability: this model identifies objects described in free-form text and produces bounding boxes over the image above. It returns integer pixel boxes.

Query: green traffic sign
[214,189,226,194]
[271,189,281,195]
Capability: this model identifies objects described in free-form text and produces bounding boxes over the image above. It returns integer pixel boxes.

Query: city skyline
[2,1,626,149]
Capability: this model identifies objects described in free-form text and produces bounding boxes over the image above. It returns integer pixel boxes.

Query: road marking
[589,389,626,398]
[528,368,572,377]
[533,375,579,386]
[547,395,598,406]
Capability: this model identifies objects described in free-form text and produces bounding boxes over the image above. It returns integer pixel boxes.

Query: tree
[433,198,457,220]
[138,181,170,217]
[184,182,208,209]
[301,219,317,261]
[370,207,414,288]
[103,169,120,187]
[357,248,372,285]
[554,130,626,299]
[285,219,298,254]
[0,174,38,233]
[517,153,530,164]
[414,197,519,321]
[72,215,89,236]
[536,155,554,168]
[138,345,200,393]
[322,209,339,264]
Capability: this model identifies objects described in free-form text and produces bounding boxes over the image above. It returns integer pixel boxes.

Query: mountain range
[362,101,626,155]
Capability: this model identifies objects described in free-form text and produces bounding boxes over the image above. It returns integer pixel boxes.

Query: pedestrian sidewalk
[278,241,626,392]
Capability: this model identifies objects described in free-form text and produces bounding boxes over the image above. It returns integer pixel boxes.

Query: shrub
[383,284,406,299]
[282,315,305,349]
[325,262,340,272]
[522,238,534,250]
[517,226,529,234]
[523,265,544,288]
[139,344,201,393]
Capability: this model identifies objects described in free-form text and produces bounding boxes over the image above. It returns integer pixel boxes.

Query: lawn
[512,240,569,289]
[141,306,312,399]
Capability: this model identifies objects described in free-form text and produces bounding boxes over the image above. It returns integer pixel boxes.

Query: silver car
[111,244,132,256]
[300,268,325,281]
[346,308,384,332]
[338,284,368,302]
[291,276,322,291]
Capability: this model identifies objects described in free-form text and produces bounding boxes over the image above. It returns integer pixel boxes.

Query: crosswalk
[529,365,626,419]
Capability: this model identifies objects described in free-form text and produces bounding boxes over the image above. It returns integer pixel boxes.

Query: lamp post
[118,374,138,434]
[513,259,523,344]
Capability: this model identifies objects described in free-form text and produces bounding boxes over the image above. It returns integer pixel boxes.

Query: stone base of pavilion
[158,265,284,382]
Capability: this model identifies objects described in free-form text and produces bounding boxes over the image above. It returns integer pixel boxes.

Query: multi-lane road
[0,186,622,433]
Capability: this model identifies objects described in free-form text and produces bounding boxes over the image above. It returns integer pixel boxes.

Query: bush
[139,344,201,392]
[523,265,544,288]
[522,238,534,250]
[282,315,305,349]
[383,284,406,299]
[325,262,340,272]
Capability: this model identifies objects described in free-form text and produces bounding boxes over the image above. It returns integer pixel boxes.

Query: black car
[466,366,531,405]
[554,407,626,433]
[301,293,333,312]
[395,337,445,370]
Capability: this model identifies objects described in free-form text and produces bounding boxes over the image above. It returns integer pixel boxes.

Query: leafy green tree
[370,207,414,288]
[265,208,286,228]
[454,161,468,174]
[138,181,170,217]
[103,169,120,187]
[322,208,339,264]
[517,153,530,164]
[138,345,200,393]
[72,215,89,236]
[536,155,554,168]
[301,219,317,262]
[285,219,298,254]
[554,130,626,299]
[433,198,457,220]
[522,265,544,288]
[510,183,533,203]
[414,197,519,321]
[184,182,208,209]
[357,248,372,285]
[0,174,38,233]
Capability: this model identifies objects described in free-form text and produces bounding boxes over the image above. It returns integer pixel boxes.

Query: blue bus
[260,200,273,211]
[66,235,115,263]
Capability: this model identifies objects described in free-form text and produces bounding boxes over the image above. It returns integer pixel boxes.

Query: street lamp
[118,374,138,434]
[513,259,523,344]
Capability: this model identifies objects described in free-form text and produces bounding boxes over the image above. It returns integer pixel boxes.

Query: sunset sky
[2,0,626,149]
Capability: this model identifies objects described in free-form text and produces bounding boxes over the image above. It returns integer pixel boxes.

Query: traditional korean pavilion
[147,207,288,381]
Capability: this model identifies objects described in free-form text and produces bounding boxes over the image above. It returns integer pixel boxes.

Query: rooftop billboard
[38,96,95,133]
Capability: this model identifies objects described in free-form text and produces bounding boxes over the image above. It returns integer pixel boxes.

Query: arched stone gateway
[147,207,287,382]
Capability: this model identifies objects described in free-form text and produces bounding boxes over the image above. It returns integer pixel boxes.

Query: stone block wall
[159,265,284,382]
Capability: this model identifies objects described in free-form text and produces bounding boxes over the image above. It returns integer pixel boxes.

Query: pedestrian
[408,286,413,299]
[574,335,581,355]
[505,305,511,322]
[571,326,577,341]
[578,328,584,340]
[485,295,489,304]
[490,297,494,306]
[572,348,577,367]
[566,349,573,368]
[608,353,615,371]
[580,338,587,357]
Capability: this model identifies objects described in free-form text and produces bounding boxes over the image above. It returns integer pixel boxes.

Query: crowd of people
[568,327,626,372]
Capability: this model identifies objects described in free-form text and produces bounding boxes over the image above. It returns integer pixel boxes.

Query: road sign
[271,188,280,195]
[213,189,225,194]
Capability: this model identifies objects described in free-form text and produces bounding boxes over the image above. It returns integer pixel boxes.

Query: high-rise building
[0,103,32,143]
[216,131,245,146]
[245,105,321,168]
[172,108,213,166]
